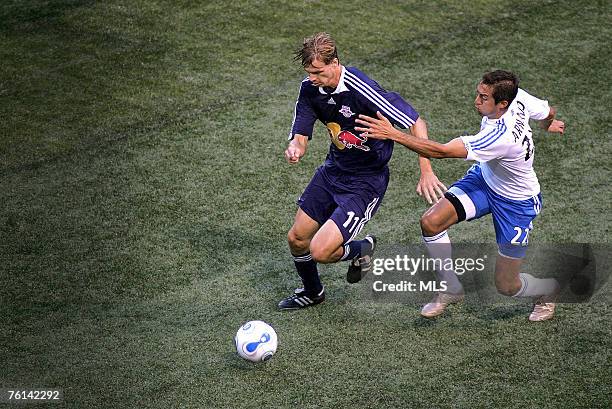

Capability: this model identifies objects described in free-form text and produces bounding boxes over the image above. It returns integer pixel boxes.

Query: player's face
[305,58,340,88]
[474,82,507,119]
[474,83,497,117]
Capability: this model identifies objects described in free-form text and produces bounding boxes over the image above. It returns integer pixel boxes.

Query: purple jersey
[289,66,419,175]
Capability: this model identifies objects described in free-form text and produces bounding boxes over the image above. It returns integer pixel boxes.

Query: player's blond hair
[295,32,339,67]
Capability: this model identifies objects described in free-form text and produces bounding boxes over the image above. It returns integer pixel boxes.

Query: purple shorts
[297,165,389,244]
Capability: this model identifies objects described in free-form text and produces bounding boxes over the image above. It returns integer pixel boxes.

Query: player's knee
[287,229,309,253]
[420,212,445,237]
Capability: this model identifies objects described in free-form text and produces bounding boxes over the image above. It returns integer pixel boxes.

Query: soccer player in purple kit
[278,32,445,309]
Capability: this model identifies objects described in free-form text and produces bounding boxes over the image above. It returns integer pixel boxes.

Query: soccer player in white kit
[355,70,566,321]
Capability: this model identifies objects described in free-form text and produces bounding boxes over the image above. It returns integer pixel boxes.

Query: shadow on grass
[225,351,277,370]
[0,0,95,31]
[410,302,533,326]
[469,304,532,321]
[413,316,438,327]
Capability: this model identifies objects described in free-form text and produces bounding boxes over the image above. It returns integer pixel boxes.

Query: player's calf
[309,244,342,264]
[495,278,522,297]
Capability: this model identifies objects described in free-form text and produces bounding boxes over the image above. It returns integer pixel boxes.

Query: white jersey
[460,88,550,200]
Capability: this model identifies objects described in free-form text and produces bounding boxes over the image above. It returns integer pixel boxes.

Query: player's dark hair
[481,70,519,105]
[294,32,339,67]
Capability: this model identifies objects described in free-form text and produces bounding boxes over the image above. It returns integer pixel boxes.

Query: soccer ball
[235,320,278,362]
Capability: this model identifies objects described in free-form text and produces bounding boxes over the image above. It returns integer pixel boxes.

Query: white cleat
[529,302,556,321]
[529,281,560,322]
[420,292,464,318]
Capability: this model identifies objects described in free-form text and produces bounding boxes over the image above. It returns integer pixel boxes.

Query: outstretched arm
[539,106,565,134]
[409,117,447,204]
[285,134,309,164]
[356,112,467,159]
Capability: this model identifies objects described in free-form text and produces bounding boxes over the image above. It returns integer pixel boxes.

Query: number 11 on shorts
[343,211,360,234]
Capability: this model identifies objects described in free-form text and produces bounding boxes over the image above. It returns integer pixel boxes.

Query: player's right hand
[285,138,307,164]
[417,172,447,205]
[285,144,303,164]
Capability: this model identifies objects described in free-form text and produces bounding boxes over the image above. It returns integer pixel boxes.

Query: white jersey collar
[485,90,525,124]
[318,66,349,95]
[484,109,509,126]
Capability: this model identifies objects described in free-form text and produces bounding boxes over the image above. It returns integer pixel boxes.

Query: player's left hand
[355,111,396,140]
[416,172,447,204]
[547,119,565,134]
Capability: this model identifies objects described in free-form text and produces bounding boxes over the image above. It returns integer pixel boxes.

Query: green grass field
[1,1,611,408]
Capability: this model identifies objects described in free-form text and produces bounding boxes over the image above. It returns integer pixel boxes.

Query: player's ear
[498,100,509,109]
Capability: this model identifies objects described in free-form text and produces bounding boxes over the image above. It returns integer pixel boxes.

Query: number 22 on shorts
[511,226,531,245]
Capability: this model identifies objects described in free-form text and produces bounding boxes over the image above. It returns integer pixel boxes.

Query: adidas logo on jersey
[327,97,336,105]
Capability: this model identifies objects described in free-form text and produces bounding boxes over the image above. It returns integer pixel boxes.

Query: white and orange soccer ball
[234,320,278,362]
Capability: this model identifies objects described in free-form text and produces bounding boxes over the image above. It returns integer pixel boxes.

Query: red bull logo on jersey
[326,122,370,152]
[338,130,370,151]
